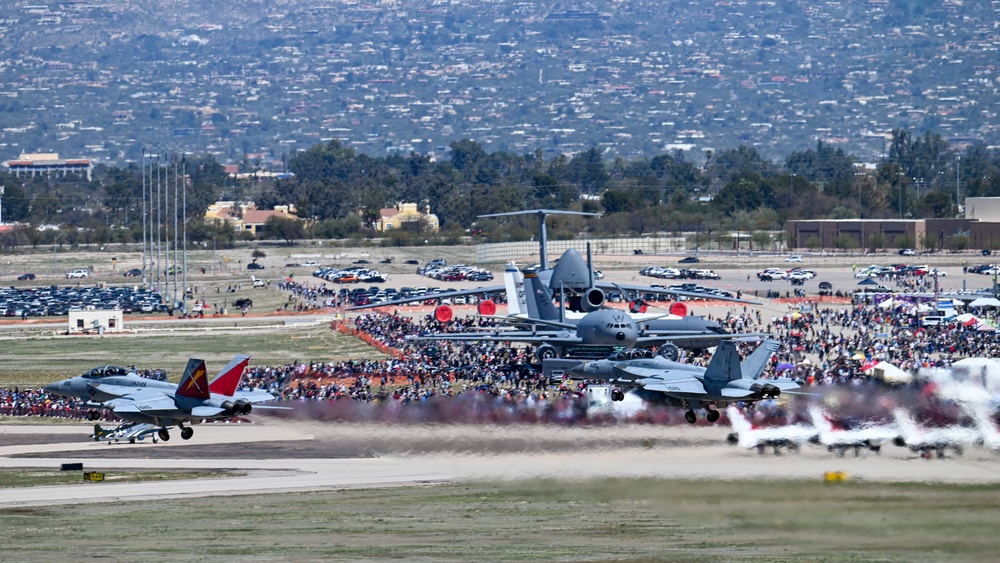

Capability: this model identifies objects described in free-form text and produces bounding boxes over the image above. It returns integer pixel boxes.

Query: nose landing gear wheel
[180,427,194,440]
[706,409,720,423]
[684,410,697,424]
[158,429,170,442]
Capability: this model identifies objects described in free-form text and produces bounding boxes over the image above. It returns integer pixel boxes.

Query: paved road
[2,422,999,508]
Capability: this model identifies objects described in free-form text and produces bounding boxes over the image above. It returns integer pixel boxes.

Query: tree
[262,216,306,244]
[0,184,30,222]
[867,232,887,252]
[949,234,970,251]
[833,233,859,252]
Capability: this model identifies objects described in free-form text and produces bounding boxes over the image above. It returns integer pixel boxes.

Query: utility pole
[156,149,162,294]
[956,155,961,213]
[141,148,148,287]
[172,150,180,310]
[0,185,5,225]
[182,155,188,316]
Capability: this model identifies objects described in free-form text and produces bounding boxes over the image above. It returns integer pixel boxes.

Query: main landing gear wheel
[86,410,100,421]
[180,427,194,440]
[611,389,625,401]
[158,429,170,442]
[684,410,697,424]
[706,409,721,423]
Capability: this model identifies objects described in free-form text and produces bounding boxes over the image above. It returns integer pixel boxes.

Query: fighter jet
[891,408,982,459]
[806,406,898,457]
[46,355,285,441]
[567,340,799,423]
[46,360,266,420]
[725,406,816,455]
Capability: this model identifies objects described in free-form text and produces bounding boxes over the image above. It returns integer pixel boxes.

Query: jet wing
[635,377,707,394]
[107,395,178,416]
[231,390,280,403]
[410,331,579,346]
[349,285,504,310]
[89,383,150,399]
[599,282,760,305]
[634,332,765,344]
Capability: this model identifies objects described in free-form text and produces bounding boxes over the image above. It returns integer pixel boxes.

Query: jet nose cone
[568,362,590,377]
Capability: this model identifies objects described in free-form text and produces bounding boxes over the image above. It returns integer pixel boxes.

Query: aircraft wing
[599,282,760,305]
[89,383,149,399]
[410,331,580,346]
[232,390,280,403]
[635,377,707,395]
[106,394,178,416]
[634,332,766,344]
[348,285,504,310]
[119,423,160,440]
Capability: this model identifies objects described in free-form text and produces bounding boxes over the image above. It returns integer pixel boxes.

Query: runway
[3,420,999,508]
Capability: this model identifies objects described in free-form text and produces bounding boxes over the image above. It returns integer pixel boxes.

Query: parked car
[678,256,700,264]
[786,255,803,263]
[982,249,993,256]
[16,273,36,281]
[66,269,89,279]
[899,248,916,256]
[247,262,265,270]
[123,268,143,277]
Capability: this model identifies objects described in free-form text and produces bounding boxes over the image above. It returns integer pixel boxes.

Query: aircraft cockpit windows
[611,351,629,361]
[82,365,129,378]
[630,349,653,359]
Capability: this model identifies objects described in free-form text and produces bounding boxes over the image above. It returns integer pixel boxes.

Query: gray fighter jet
[46,355,284,441]
[567,340,800,423]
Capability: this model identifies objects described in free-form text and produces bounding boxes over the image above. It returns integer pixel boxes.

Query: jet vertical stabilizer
[740,340,781,380]
[175,358,211,400]
[503,263,526,317]
[208,354,252,397]
[703,341,742,383]
[523,270,561,321]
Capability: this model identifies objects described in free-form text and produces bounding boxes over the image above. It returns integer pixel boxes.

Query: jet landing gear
[610,387,626,402]
[180,426,194,440]
[158,429,171,442]
[680,402,721,424]
[86,409,101,421]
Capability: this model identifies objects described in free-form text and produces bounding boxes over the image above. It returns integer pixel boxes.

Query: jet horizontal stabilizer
[191,406,227,417]
[637,377,706,394]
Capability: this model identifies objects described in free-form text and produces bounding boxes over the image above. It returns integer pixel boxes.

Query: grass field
[1,478,998,561]
[0,469,235,488]
[0,324,385,386]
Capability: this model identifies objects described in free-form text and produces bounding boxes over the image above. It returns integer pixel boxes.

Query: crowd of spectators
[5,296,1000,425]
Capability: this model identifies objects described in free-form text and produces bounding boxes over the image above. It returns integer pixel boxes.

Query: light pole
[141,148,148,287]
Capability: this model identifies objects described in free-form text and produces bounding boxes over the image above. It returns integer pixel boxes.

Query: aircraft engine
[579,288,606,312]
[535,344,558,362]
[629,300,648,314]
[477,299,497,316]
[657,343,680,361]
[434,305,454,323]
[668,302,688,317]
[221,401,253,416]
